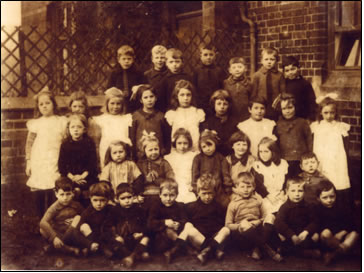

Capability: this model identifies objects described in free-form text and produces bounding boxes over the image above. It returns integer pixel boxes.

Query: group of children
[25,43,359,267]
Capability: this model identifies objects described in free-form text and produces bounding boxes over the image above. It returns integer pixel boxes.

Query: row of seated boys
[40,170,358,268]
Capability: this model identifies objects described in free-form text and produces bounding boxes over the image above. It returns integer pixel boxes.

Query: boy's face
[111,144,126,163]
[300,157,319,174]
[166,57,183,74]
[287,183,304,203]
[152,53,166,71]
[319,188,336,208]
[71,100,86,114]
[281,101,295,120]
[175,135,190,154]
[38,94,54,117]
[90,195,108,211]
[261,52,277,70]
[55,189,74,206]
[200,140,216,156]
[200,49,216,66]
[236,180,255,199]
[160,188,177,207]
[140,90,156,110]
[116,192,133,208]
[198,189,215,204]
[69,118,86,141]
[284,64,300,80]
[118,54,134,70]
[232,141,248,158]
[229,63,246,79]
[215,99,229,117]
[108,97,123,115]
[145,141,160,161]
[249,102,265,121]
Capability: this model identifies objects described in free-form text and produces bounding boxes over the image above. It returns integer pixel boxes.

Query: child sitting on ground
[185,173,230,265]
[275,178,320,259]
[315,180,359,265]
[237,96,276,158]
[147,180,190,263]
[109,183,150,268]
[40,177,87,256]
[144,45,168,88]
[226,172,282,262]
[298,152,327,206]
[223,57,252,121]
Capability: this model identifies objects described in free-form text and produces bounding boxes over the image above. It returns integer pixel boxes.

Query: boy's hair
[315,179,336,197]
[229,57,246,66]
[160,179,178,195]
[300,152,318,165]
[117,45,135,58]
[102,87,127,114]
[248,96,267,108]
[197,173,217,193]
[199,43,217,52]
[285,177,305,191]
[68,90,90,118]
[151,45,167,56]
[236,172,256,188]
[169,80,196,110]
[55,177,73,192]
[34,88,59,118]
[261,47,279,60]
[228,131,251,154]
[104,140,131,166]
[279,92,296,111]
[282,55,300,69]
[209,89,232,114]
[171,128,193,149]
[258,137,281,165]
[165,48,183,61]
[89,182,112,199]
[136,84,156,102]
[199,129,220,147]
[115,183,134,199]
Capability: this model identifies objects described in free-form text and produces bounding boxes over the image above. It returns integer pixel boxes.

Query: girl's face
[175,135,190,154]
[140,90,156,110]
[200,140,216,156]
[258,143,272,163]
[215,99,229,117]
[69,118,86,141]
[281,101,295,120]
[71,100,86,114]
[232,141,248,158]
[111,144,126,163]
[38,94,54,117]
[145,141,160,161]
[321,104,336,122]
[177,88,192,108]
[108,97,123,115]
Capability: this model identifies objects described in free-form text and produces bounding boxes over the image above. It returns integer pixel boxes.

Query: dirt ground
[1,184,362,271]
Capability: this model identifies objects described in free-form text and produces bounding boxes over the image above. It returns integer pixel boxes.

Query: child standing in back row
[144,45,168,88]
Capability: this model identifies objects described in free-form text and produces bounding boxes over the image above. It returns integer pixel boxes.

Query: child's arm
[251,167,269,198]
[225,203,239,231]
[274,203,297,241]
[132,174,144,197]
[191,155,201,194]
[39,203,63,246]
[25,131,36,176]
[221,155,233,193]
[155,160,175,185]
[147,204,167,232]
[303,119,313,152]
[129,116,138,160]
[99,163,111,183]
[162,117,172,155]
[278,73,285,94]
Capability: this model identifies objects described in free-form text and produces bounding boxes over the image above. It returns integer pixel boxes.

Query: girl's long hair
[257,137,281,166]
[104,140,131,166]
[169,80,196,110]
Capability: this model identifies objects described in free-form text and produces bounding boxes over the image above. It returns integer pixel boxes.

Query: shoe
[323,251,338,266]
[197,246,212,265]
[122,255,134,268]
[62,245,80,256]
[215,249,225,260]
[250,247,262,260]
[141,251,150,261]
[263,244,283,262]
[302,249,321,259]
[81,248,89,257]
[103,247,114,259]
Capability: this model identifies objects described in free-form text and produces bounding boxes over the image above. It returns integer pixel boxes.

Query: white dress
[165,107,205,152]
[311,120,350,190]
[253,159,288,214]
[237,118,276,157]
[164,150,197,203]
[26,115,67,190]
[94,113,132,168]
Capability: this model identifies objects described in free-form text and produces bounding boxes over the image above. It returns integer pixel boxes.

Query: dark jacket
[144,66,168,88]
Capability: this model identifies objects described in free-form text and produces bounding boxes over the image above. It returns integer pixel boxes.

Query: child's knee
[311,233,319,242]
[320,229,332,240]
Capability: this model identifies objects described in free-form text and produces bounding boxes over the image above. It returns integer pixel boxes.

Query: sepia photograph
[1,1,361,271]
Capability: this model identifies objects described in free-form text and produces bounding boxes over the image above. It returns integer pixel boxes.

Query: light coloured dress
[237,118,276,157]
[94,113,132,168]
[165,107,205,152]
[26,115,67,190]
[311,120,350,190]
[253,159,288,216]
[164,150,198,203]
